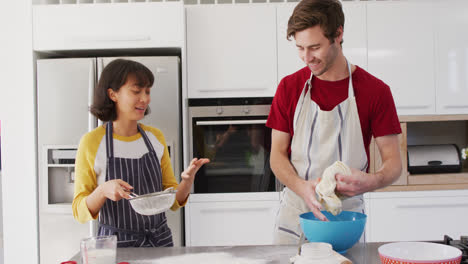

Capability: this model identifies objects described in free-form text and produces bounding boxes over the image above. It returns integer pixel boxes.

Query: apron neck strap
[306,58,354,98]
[105,122,114,159]
[137,124,156,153]
[346,59,354,98]
[105,122,156,159]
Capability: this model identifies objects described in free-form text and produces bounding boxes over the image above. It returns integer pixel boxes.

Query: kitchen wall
[0,2,39,264]
[0,122,2,250]
[0,160,3,263]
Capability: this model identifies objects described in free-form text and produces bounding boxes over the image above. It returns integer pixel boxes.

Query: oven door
[191,115,275,193]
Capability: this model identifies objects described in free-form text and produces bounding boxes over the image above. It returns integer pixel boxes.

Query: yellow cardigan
[72,123,186,224]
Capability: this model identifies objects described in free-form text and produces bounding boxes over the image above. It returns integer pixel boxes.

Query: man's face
[294,25,342,78]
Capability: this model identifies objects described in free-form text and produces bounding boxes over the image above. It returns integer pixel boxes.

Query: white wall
[0,2,39,264]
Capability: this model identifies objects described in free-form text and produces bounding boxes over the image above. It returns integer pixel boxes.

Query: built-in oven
[188,98,277,193]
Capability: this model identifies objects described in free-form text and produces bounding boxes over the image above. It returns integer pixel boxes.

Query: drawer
[187,199,280,246]
[367,191,468,242]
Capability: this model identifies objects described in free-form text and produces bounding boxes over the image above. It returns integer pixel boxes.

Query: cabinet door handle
[396,105,431,109]
[443,105,468,109]
[201,207,270,213]
[68,35,151,43]
[396,203,468,209]
[196,120,267,126]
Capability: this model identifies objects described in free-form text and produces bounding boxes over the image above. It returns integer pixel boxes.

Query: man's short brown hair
[287,0,344,45]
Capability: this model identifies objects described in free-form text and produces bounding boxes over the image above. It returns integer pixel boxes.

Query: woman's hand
[176,158,210,204]
[98,179,133,201]
[86,179,133,217]
[181,158,210,183]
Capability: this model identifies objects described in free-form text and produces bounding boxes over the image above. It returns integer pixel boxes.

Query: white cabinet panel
[186,5,277,98]
[367,191,468,242]
[187,195,280,246]
[37,58,94,146]
[341,2,367,71]
[277,3,303,82]
[367,2,435,116]
[435,2,468,114]
[33,2,184,51]
[40,213,89,264]
[277,2,367,82]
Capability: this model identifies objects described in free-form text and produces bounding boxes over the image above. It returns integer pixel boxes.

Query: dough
[315,161,351,216]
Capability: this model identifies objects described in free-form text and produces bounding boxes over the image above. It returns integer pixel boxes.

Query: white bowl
[378,242,462,264]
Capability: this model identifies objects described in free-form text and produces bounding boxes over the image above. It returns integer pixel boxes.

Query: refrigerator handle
[88,59,97,132]
[97,57,104,80]
[167,140,176,181]
[96,58,105,129]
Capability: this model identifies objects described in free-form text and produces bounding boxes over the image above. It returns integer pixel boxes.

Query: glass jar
[295,242,337,264]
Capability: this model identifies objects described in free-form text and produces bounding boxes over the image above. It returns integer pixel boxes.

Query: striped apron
[97,122,174,248]
[274,60,368,244]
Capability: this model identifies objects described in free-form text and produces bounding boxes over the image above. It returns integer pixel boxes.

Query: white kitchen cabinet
[366,190,468,242]
[186,5,277,98]
[434,2,468,114]
[367,2,435,116]
[32,2,184,51]
[37,58,93,147]
[40,213,89,264]
[277,2,367,82]
[185,192,280,246]
[276,3,302,81]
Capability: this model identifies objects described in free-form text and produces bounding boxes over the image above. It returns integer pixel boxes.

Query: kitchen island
[69,242,384,263]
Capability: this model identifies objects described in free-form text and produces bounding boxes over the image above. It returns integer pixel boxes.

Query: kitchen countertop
[69,242,384,263]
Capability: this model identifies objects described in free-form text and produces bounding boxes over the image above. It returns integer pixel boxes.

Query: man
[266,0,402,244]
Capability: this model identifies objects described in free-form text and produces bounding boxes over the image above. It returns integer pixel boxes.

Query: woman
[72,59,209,247]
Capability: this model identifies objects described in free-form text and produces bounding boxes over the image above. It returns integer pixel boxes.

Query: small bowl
[378,242,462,264]
[299,211,367,254]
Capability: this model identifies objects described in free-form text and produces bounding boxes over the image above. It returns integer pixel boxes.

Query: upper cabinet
[276,3,302,82]
[32,2,184,51]
[277,2,367,82]
[186,5,277,98]
[434,2,468,114]
[341,2,367,71]
[367,2,435,116]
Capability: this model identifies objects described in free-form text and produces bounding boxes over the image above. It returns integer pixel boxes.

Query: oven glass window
[192,118,275,193]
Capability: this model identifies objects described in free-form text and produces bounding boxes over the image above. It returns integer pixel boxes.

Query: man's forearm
[372,156,402,190]
[371,134,403,191]
[270,151,305,195]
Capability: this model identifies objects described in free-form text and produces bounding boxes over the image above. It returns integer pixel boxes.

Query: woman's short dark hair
[90,59,154,122]
[287,0,344,45]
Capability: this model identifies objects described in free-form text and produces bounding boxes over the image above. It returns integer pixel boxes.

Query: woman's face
[108,75,152,122]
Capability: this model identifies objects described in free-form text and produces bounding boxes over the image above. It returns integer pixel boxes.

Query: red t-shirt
[266,65,402,164]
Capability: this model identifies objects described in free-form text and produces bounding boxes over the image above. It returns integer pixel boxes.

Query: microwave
[188,98,278,193]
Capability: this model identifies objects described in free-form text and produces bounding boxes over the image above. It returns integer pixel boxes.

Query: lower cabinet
[365,190,468,242]
[185,190,468,245]
[185,193,280,246]
[40,213,89,264]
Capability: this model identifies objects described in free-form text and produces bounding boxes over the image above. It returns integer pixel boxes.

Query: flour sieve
[128,187,177,216]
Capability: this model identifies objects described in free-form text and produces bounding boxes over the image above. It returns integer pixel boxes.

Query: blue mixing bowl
[299,211,367,254]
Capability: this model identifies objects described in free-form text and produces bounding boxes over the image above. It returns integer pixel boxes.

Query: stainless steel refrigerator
[36,56,182,264]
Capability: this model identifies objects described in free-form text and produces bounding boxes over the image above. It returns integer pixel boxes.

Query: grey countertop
[69,242,384,263]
